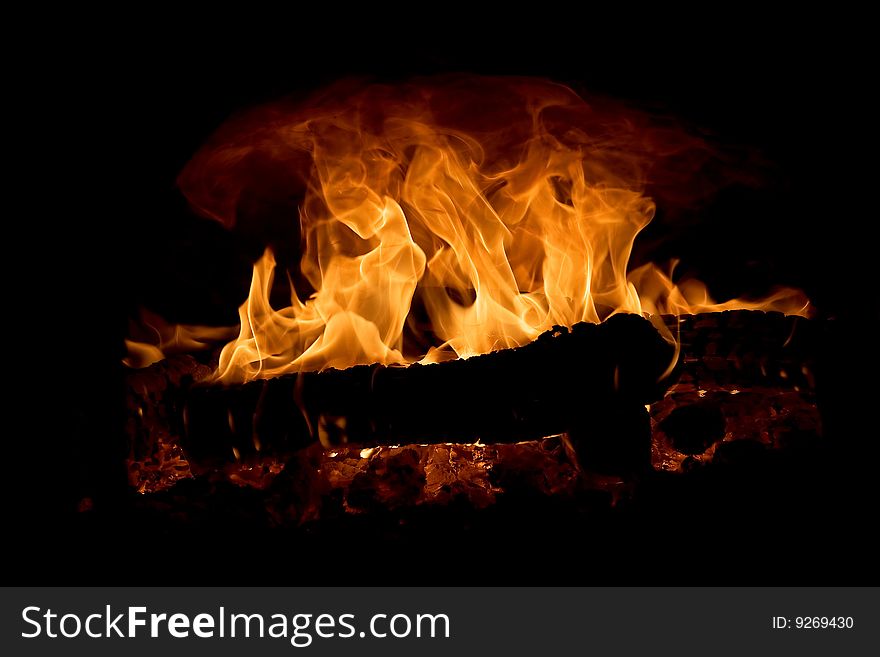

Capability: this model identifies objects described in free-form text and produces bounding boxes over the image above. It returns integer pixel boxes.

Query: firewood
[126,310,818,485]
[180,313,674,467]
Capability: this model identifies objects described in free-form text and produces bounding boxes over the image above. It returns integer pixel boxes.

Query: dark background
[20,19,877,583]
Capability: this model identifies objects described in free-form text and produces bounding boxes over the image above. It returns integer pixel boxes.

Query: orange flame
[133,77,809,381]
[124,309,236,368]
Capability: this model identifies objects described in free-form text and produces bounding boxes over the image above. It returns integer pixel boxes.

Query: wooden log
[181,314,674,467]
[127,310,819,483]
[661,311,819,391]
[648,311,822,473]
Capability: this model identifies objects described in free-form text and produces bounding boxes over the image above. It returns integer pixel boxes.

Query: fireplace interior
[27,37,877,585]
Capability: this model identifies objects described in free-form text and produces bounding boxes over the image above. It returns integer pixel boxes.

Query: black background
[18,16,878,584]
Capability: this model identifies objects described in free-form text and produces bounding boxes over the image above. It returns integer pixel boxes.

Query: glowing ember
[129,77,809,381]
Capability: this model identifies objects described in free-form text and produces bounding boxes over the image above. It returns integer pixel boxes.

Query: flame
[137,77,809,382]
[124,308,236,368]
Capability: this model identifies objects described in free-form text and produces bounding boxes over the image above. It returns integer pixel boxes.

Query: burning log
[649,311,822,472]
[660,310,819,391]
[124,77,815,485]
[181,313,675,468]
[126,309,819,490]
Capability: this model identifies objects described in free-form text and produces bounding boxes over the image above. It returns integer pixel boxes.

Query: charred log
[181,313,674,467]
[649,311,822,472]
[660,310,819,391]
[568,400,653,476]
[126,310,820,486]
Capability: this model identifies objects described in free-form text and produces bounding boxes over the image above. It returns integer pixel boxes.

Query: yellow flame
[129,77,810,381]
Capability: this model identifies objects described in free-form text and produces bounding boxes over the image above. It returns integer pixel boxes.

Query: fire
[124,308,235,368]
[132,76,809,382]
